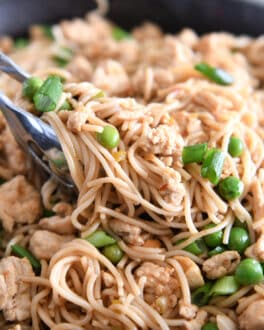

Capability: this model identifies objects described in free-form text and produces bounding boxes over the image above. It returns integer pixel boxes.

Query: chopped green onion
[228,136,244,157]
[14,38,29,49]
[201,148,225,185]
[42,25,54,40]
[202,322,219,330]
[227,227,250,254]
[43,209,56,217]
[177,238,207,256]
[33,75,63,112]
[96,125,120,149]
[53,47,73,67]
[11,244,41,272]
[235,258,264,285]
[59,100,73,111]
[208,245,226,257]
[210,276,240,296]
[84,230,116,248]
[218,176,244,201]
[195,62,234,85]
[112,26,131,41]
[203,223,223,248]
[102,243,124,264]
[22,77,43,101]
[191,282,213,306]
[182,143,208,165]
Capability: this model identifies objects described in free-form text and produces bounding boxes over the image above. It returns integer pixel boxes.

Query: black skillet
[0,0,264,37]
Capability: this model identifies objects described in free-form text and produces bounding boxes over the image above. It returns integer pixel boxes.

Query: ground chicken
[92,60,131,96]
[160,171,185,206]
[174,256,204,289]
[0,176,42,232]
[39,202,75,235]
[178,300,198,320]
[202,251,240,279]
[0,36,13,53]
[61,19,97,45]
[67,110,90,133]
[0,257,34,321]
[135,261,180,312]
[29,230,73,260]
[109,219,144,246]
[217,314,237,330]
[67,55,92,82]
[133,22,163,41]
[140,124,184,156]
[245,228,264,261]
[0,128,27,179]
[238,299,264,330]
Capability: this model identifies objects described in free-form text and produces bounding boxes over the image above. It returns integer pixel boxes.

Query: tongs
[0,52,75,190]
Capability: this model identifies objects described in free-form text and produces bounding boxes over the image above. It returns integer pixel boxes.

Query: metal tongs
[0,52,75,190]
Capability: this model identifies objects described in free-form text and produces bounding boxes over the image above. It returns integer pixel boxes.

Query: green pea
[228,227,250,254]
[22,77,43,101]
[228,137,244,157]
[235,258,264,285]
[202,322,219,330]
[208,245,226,257]
[102,244,123,264]
[218,176,244,201]
[184,239,207,256]
[203,224,223,248]
[96,126,120,149]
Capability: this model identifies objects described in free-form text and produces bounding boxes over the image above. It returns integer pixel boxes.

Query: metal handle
[0,52,30,82]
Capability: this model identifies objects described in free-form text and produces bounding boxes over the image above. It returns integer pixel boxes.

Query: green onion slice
[195,62,234,85]
[210,276,240,296]
[11,244,41,272]
[14,38,29,49]
[33,75,63,112]
[191,282,213,306]
[201,148,225,185]
[182,143,208,165]
[84,230,116,248]
[42,25,54,40]
[53,47,74,67]
[112,26,131,41]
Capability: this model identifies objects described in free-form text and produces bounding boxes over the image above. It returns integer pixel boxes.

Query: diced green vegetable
[208,245,226,257]
[210,276,240,296]
[235,258,264,285]
[42,25,54,40]
[22,77,43,101]
[84,230,116,248]
[33,75,63,112]
[59,100,73,111]
[218,176,244,201]
[181,239,207,256]
[112,26,131,41]
[53,47,73,67]
[11,244,41,272]
[191,282,213,306]
[14,38,29,49]
[228,136,244,157]
[102,243,124,264]
[182,143,208,165]
[202,322,219,330]
[195,62,234,86]
[93,90,105,99]
[203,223,223,248]
[201,148,225,185]
[96,125,120,149]
[227,227,250,254]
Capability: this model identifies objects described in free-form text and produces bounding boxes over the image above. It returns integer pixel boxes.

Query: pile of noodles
[1,0,264,329]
